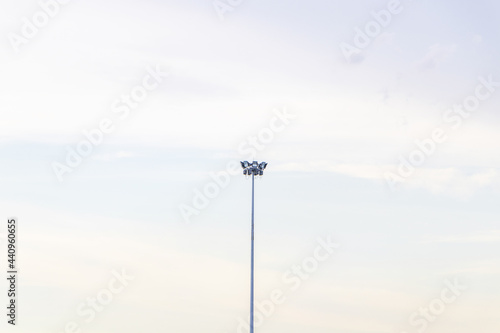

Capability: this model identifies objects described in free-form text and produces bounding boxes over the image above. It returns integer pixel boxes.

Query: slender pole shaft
[250,173,255,333]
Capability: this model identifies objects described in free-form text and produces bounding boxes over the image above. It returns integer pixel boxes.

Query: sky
[0,0,499,332]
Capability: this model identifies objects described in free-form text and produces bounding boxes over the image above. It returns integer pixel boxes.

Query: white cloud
[422,230,500,244]
[91,151,135,161]
[417,44,457,71]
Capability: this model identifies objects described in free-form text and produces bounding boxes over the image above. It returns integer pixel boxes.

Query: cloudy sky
[0,0,499,332]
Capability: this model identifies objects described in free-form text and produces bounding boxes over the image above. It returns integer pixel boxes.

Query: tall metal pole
[250,173,255,333]
[241,161,266,333]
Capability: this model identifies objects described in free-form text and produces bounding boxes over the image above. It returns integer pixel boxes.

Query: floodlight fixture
[241,160,268,177]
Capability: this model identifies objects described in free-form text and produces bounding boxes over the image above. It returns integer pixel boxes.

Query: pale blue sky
[0,1,499,332]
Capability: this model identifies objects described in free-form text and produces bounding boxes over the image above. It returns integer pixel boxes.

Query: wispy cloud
[91,151,135,161]
[422,230,500,244]
[276,161,499,198]
[417,44,457,71]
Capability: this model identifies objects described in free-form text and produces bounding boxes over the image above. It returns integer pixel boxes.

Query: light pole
[240,161,267,333]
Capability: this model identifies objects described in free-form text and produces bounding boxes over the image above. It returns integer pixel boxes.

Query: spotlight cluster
[241,161,268,176]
